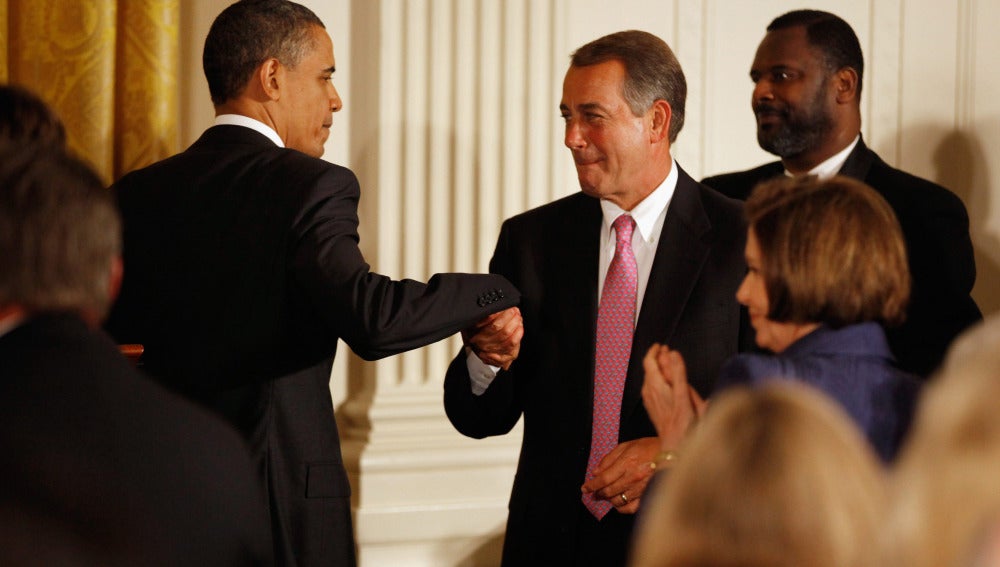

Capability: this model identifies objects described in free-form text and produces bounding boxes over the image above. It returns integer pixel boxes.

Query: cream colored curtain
[1,0,179,183]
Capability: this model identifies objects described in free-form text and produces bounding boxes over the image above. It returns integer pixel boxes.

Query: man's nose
[752,80,774,106]
[329,84,343,113]
[564,119,585,149]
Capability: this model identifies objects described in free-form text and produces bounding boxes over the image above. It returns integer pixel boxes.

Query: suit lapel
[551,197,602,434]
[838,138,877,181]
[620,167,713,425]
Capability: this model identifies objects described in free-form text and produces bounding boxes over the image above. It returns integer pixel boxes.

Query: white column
[338,2,569,565]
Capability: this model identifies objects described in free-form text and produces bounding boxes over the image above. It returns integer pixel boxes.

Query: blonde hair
[745,175,910,327]
[631,383,886,567]
[885,315,1000,567]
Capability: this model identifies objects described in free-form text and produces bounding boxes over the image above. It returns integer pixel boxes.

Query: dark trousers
[573,500,634,567]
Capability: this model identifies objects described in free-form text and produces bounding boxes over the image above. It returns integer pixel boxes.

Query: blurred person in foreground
[0,145,270,566]
[104,1,520,565]
[630,382,887,567]
[0,83,66,151]
[643,175,920,464]
[885,314,1000,567]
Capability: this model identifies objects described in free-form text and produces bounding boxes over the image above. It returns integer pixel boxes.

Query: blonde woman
[631,382,887,567]
[885,315,1000,567]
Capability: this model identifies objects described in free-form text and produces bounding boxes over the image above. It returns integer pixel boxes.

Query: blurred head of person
[0,84,66,152]
[631,382,887,567]
[0,147,122,325]
[886,315,1000,567]
[738,174,910,352]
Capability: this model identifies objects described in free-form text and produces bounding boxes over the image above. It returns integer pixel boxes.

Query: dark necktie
[582,214,637,519]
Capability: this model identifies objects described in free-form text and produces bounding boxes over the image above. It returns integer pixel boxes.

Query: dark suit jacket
[702,139,982,377]
[715,322,920,462]
[104,125,519,567]
[0,313,270,566]
[443,166,749,567]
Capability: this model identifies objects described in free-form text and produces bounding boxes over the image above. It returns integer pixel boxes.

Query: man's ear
[834,66,860,104]
[258,58,283,102]
[649,99,672,143]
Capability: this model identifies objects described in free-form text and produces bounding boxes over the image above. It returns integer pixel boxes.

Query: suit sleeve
[714,354,783,394]
[290,166,520,360]
[443,220,525,438]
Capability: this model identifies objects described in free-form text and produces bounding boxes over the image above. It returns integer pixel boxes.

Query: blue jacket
[715,322,920,462]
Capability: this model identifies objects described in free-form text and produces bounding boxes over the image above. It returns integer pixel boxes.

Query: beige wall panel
[967,0,1000,313]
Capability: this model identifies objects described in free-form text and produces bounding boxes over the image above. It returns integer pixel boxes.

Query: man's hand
[462,307,523,371]
[641,343,706,452]
[579,436,660,514]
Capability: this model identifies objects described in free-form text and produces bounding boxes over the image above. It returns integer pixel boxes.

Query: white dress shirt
[466,158,680,395]
[785,135,860,180]
[214,114,284,148]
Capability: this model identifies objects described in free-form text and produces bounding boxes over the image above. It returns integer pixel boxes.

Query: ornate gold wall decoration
[2,0,178,183]
[0,2,8,82]
[115,1,179,179]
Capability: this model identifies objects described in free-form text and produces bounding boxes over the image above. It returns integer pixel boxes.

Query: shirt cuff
[465,347,500,396]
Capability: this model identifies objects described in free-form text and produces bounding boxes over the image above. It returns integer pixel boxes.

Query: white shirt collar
[214,114,284,148]
[786,135,860,180]
[599,157,678,242]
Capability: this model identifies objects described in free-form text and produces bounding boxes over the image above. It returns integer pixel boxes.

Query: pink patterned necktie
[582,214,638,519]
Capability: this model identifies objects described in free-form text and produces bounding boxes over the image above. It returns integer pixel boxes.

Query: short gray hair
[0,148,121,317]
[570,30,687,143]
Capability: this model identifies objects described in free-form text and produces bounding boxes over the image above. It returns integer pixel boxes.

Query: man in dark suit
[443,31,748,567]
[701,9,981,377]
[104,2,520,566]
[0,146,270,566]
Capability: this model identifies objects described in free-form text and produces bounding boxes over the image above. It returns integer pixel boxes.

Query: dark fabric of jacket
[1,313,271,566]
[105,125,520,567]
[444,166,751,567]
